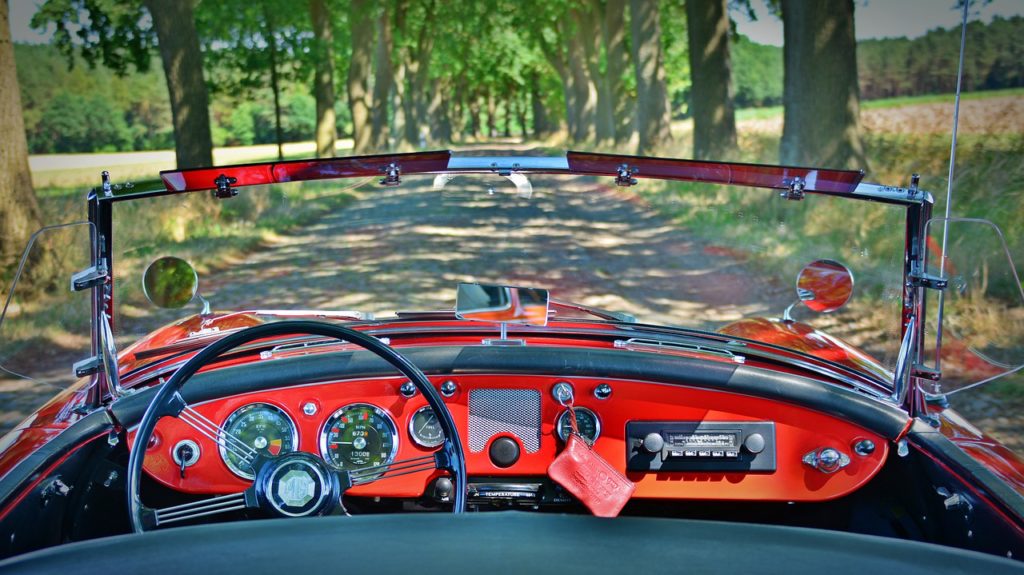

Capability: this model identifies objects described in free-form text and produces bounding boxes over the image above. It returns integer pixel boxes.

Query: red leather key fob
[548,434,635,518]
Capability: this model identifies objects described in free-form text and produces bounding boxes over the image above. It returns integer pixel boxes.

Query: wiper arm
[548,299,636,323]
[613,337,746,363]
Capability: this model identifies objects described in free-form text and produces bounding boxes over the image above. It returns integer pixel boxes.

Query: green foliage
[30,0,154,75]
[731,35,782,108]
[32,91,131,153]
[858,16,1024,99]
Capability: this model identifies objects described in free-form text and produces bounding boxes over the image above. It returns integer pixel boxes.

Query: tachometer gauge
[319,404,399,475]
[556,407,601,444]
[409,406,445,448]
[220,403,298,479]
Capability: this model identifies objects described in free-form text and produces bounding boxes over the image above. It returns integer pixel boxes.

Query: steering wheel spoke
[147,491,254,528]
[172,398,259,468]
[349,453,440,486]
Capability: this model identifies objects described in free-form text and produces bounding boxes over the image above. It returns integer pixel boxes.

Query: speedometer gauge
[220,403,298,479]
[556,407,601,444]
[319,404,398,474]
[409,406,445,448]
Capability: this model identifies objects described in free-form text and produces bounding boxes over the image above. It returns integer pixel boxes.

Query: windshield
[109,168,907,375]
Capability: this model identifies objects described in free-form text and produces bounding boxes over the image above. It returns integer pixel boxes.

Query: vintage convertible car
[0,151,1022,573]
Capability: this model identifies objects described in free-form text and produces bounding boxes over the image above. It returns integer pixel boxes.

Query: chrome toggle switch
[802,447,850,474]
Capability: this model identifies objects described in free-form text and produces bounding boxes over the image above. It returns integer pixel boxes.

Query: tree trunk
[370,4,393,152]
[0,0,42,264]
[309,0,337,157]
[347,0,374,153]
[686,0,737,160]
[468,94,481,139]
[516,92,528,138]
[144,0,212,169]
[486,89,497,138]
[427,79,451,143]
[581,3,614,145]
[629,0,672,155]
[263,2,284,161]
[780,0,866,169]
[530,72,552,138]
[604,0,632,144]
[565,13,596,143]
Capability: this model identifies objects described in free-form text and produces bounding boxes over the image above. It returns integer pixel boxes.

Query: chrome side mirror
[796,259,854,313]
[142,257,199,309]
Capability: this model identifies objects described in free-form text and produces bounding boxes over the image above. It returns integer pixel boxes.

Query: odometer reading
[220,403,298,479]
[556,407,601,444]
[319,404,398,474]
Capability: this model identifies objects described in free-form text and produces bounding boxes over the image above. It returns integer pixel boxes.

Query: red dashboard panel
[134,375,889,502]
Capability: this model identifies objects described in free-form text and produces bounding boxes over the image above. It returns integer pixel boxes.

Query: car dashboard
[138,369,894,507]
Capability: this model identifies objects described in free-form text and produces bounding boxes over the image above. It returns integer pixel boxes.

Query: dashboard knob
[743,433,766,454]
[489,437,520,468]
[642,433,664,454]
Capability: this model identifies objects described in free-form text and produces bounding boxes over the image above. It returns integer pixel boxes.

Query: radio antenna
[933,0,971,380]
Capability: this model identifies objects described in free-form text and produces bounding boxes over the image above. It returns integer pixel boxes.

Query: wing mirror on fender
[142,256,210,313]
[783,259,854,321]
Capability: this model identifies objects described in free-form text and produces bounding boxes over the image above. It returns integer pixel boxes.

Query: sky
[7,0,1024,45]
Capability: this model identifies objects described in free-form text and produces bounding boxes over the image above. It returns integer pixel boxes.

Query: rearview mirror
[455,283,549,326]
[143,257,198,309]
[796,259,854,313]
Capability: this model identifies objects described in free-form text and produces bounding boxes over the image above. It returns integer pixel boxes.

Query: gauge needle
[418,415,437,433]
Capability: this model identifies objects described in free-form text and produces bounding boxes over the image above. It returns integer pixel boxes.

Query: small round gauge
[220,403,298,479]
[409,406,445,448]
[320,403,399,474]
[556,407,601,444]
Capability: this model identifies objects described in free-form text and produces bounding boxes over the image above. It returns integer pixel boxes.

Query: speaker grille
[468,389,541,453]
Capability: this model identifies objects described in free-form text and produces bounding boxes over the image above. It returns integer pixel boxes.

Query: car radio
[626,421,776,472]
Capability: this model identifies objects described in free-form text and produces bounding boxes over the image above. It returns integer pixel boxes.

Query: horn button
[255,453,338,517]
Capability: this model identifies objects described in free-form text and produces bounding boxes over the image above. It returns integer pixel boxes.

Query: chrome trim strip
[445,156,570,172]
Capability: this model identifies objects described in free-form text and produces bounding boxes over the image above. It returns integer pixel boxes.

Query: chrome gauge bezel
[556,406,601,443]
[219,402,299,480]
[408,405,446,448]
[318,403,400,472]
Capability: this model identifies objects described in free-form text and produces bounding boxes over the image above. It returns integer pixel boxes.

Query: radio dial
[642,433,665,454]
[743,433,766,454]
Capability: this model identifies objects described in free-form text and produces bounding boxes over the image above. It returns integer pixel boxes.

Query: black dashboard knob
[744,433,766,454]
[642,433,664,454]
[489,437,520,468]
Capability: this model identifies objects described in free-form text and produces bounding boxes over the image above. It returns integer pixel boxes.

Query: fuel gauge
[409,405,445,448]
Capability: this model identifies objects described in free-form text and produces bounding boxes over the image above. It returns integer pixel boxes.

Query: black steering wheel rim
[126,320,467,533]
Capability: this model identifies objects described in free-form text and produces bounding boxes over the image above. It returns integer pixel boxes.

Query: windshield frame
[80,151,935,410]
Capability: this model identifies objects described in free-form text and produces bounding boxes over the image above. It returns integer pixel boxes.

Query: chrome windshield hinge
[779,177,805,201]
[380,163,401,186]
[614,164,638,187]
[909,272,948,290]
[73,355,101,378]
[70,261,108,292]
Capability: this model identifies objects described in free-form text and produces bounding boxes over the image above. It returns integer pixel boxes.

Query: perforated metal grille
[468,389,541,453]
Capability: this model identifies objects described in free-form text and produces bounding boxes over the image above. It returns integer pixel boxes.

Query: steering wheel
[126,320,467,533]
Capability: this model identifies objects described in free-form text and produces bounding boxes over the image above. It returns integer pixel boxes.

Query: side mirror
[142,257,198,309]
[455,283,549,327]
[796,259,854,313]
